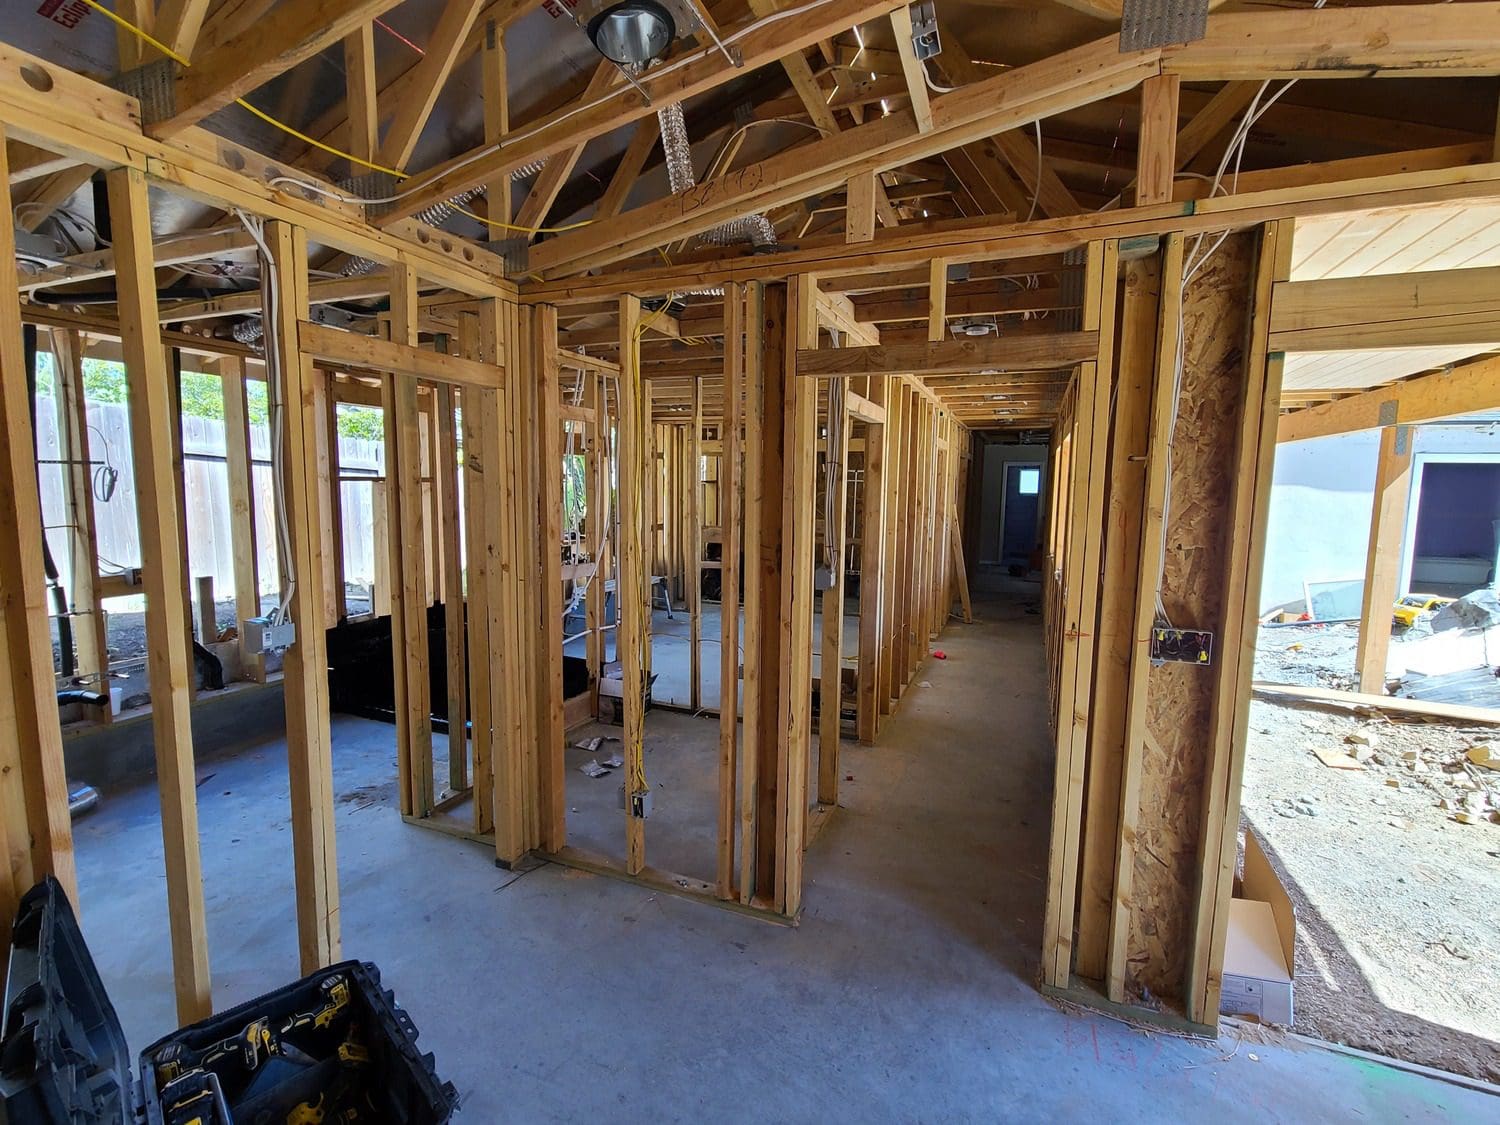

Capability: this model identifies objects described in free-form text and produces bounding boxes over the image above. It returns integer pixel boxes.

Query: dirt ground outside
[1243,696,1500,1082]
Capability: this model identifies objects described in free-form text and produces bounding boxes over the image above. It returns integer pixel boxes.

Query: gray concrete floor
[70,593,1493,1120]
[564,600,858,711]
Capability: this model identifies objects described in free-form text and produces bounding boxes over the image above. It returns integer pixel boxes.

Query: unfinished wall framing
[4,0,1500,1046]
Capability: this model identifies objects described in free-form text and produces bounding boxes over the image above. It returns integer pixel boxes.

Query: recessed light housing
[587,0,676,65]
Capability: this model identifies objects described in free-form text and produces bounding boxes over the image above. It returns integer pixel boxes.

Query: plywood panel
[1280,345,1496,391]
[1127,232,1254,1003]
[1288,201,1500,391]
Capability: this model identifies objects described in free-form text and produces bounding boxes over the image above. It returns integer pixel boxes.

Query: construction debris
[1312,747,1365,771]
[1432,588,1500,632]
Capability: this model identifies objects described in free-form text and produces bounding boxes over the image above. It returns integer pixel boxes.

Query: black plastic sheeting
[325,603,589,732]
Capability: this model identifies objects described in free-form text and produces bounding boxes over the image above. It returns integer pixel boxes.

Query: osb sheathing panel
[1127,233,1254,1001]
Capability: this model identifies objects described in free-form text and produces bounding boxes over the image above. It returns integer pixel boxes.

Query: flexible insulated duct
[655,102,776,251]
[234,176,528,344]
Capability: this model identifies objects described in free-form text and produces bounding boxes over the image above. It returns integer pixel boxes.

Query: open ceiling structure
[9,0,1500,431]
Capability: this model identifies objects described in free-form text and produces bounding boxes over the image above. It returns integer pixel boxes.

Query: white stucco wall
[1261,423,1500,614]
[977,443,1048,563]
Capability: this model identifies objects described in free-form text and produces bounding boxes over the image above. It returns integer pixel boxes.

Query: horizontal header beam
[379,0,914,224]
[299,322,505,389]
[796,332,1097,379]
[523,166,1500,307]
[1277,352,1500,442]
[1269,265,1500,352]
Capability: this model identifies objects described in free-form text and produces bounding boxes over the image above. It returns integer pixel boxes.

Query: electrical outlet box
[243,616,297,655]
[910,1,941,59]
[1151,627,1213,666]
[618,786,652,819]
[813,565,836,591]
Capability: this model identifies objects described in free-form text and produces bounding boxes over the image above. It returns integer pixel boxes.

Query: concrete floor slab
[69,595,1495,1121]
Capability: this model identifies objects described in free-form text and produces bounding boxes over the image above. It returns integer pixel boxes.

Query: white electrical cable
[1027,121,1042,223]
[921,60,960,95]
[266,0,860,210]
[1149,63,1309,628]
[234,210,297,629]
[918,58,1038,226]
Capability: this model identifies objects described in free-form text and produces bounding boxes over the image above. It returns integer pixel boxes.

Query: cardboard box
[1220,830,1296,1025]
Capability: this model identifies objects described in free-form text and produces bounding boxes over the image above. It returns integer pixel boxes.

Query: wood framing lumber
[1106,232,1184,1003]
[384,267,433,818]
[775,276,818,916]
[739,281,768,904]
[378,0,488,169]
[927,259,947,343]
[107,166,212,1023]
[1354,425,1412,695]
[1268,265,1500,352]
[526,36,1157,275]
[344,23,379,164]
[949,507,972,624]
[523,156,1500,305]
[688,378,703,712]
[20,226,257,293]
[298,322,505,388]
[743,0,900,227]
[1135,75,1180,207]
[1074,253,1159,981]
[890,5,933,134]
[856,380,888,743]
[217,355,265,681]
[795,331,1097,378]
[0,41,517,298]
[815,289,881,347]
[847,390,886,423]
[513,61,619,238]
[380,0,916,224]
[48,329,107,684]
[846,171,877,244]
[0,136,78,917]
[1186,218,1291,1025]
[289,0,536,176]
[618,295,648,873]
[717,283,744,899]
[596,116,660,219]
[1041,241,1116,989]
[436,384,467,790]
[938,35,1080,220]
[817,375,850,805]
[157,0,213,59]
[1174,81,1259,171]
[264,221,342,974]
[1158,4,1500,80]
[156,273,391,323]
[534,305,567,850]
[1277,352,1500,442]
[482,16,511,227]
[154,0,410,137]
[1252,681,1500,724]
[1174,143,1491,204]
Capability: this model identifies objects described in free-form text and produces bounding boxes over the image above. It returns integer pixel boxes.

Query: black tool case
[0,878,457,1123]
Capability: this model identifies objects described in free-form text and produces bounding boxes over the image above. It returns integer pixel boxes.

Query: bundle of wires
[1151,11,1324,628]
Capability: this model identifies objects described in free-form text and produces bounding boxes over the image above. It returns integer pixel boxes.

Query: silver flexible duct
[658,103,696,195]
[655,102,776,252]
[234,183,504,344]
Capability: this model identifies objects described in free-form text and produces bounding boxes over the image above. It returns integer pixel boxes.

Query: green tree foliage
[34,354,384,441]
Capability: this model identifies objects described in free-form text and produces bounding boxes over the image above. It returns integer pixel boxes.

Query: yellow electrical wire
[79,0,595,236]
[625,300,667,799]
[449,202,594,237]
[79,0,403,176]
[234,98,405,179]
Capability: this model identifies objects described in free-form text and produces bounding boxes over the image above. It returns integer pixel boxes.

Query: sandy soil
[1243,696,1500,1081]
